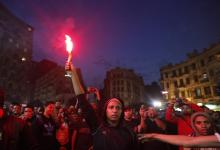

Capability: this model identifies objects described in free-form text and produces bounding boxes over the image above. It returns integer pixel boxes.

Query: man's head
[23,105,34,119]
[12,102,22,116]
[104,98,124,126]
[191,112,214,136]
[44,101,55,117]
[124,106,133,121]
[147,106,157,119]
[55,100,62,110]
[181,104,192,115]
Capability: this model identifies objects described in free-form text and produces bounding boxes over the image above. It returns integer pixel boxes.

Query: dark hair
[12,102,21,107]
[24,105,34,110]
[44,101,55,107]
[124,105,132,111]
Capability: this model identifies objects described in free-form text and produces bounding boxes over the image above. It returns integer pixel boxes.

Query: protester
[67,106,93,150]
[140,106,169,150]
[190,112,216,136]
[0,89,40,150]
[12,102,22,117]
[65,61,139,150]
[20,105,36,126]
[122,106,140,131]
[32,101,59,150]
[138,111,220,149]
[165,98,203,150]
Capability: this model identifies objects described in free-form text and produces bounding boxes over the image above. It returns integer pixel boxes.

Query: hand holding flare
[64,35,85,95]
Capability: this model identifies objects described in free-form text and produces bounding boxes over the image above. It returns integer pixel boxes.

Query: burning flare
[65,35,73,53]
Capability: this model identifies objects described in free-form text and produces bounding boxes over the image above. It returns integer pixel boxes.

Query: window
[184,66,189,74]
[121,87,124,92]
[172,70,177,77]
[178,68,182,76]
[215,85,220,96]
[208,55,214,62]
[186,78,190,85]
[200,59,205,67]
[204,86,211,96]
[166,82,169,89]
[202,73,208,79]
[194,75,198,83]
[209,70,214,77]
[200,73,209,83]
[165,72,168,78]
[195,88,202,98]
[27,27,32,32]
[191,63,196,70]
[179,79,184,87]
[174,80,178,88]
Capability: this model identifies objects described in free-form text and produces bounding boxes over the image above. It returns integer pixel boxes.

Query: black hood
[102,98,124,126]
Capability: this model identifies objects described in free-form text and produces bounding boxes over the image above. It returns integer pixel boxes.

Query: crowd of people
[0,60,220,150]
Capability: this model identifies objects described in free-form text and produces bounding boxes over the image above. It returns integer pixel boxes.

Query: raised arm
[138,133,220,147]
[65,61,85,96]
[65,61,99,132]
[136,106,147,133]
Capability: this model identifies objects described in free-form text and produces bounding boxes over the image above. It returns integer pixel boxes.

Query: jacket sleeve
[77,94,99,133]
[188,103,203,112]
[165,106,178,124]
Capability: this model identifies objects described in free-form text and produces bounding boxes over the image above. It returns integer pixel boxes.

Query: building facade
[33,61,86,103]
[160,43,220,105]
[0,3,33,103]
[104,67,145,106]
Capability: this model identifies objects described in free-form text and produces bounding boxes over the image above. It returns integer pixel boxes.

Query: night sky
[2,0,220,87]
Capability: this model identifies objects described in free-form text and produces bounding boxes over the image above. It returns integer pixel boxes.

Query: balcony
[200,78,209,83]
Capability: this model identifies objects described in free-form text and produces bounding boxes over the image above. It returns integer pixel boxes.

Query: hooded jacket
[78,94,139,150]
[190,112,215,136]
[185,112,220,150]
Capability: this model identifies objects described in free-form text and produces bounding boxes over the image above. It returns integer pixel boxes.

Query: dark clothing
[0,115,40,150]
[93,123,137,150]
[122,118,139,131]
[32,114,59,150]
[77,94,139,150]
[69,117,93,150]
[141,118,169,150]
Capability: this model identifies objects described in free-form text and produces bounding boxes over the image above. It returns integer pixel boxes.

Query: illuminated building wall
[0,3,33,103]
[160,43,220,105]
[33,62,85,103]
[104,67,145,106]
